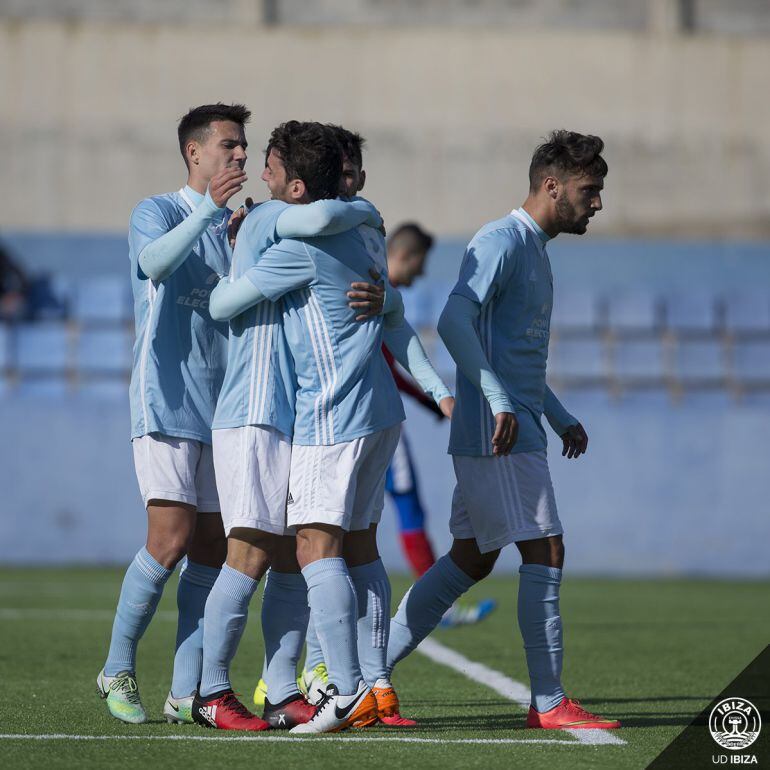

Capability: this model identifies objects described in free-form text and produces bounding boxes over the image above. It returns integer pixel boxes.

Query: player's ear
[187,141,200,167]
[289,178,307,202]
[357,169,366,193]
[544,176,559,199]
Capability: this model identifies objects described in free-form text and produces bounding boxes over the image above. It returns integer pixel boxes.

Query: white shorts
[212,425,292,536]
[450,450,563,553]
[287,425,401,532]
[132,434,219,512]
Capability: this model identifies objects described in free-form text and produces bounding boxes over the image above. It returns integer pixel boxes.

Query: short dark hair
[529,130,608,191]
[177,103,251,167]
[266,121,342,201]
[327,124,366,168]
[388,222,434,254]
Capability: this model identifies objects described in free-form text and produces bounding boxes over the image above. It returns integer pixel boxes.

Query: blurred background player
[384,130,621,730]
[383,223,496,628]
[97,103,249,725]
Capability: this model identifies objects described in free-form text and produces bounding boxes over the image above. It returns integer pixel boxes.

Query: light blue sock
[303,619,325,672]
[104,547,172,676]
[170,560,221,698]
[302,557,362,695]
[261,569,309,704]
[349,559,391,686]
[199,564,258,698]
[518,564,565,713]
[387,554,475,674]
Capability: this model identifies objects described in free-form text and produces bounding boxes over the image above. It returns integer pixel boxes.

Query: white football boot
[290,681,377,734]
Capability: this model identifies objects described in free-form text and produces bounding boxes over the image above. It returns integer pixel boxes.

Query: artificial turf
[0,567,767,769]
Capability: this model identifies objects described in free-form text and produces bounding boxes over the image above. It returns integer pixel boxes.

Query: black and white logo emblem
[709,698,761,750]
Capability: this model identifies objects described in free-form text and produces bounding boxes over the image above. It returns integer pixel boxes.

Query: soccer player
[97,103,249,725]
[203,121,451,734]
[385,131,622,730]
[191,121,387,731]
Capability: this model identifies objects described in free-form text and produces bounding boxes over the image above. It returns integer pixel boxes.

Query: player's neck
[521,198,559,240]
[185,173,209,196]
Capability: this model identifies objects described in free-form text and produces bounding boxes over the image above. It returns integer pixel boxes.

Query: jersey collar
[179,185,205,211]
[512,207,550,244]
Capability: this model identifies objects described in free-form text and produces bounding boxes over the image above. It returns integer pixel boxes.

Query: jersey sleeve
[129,198,173,280]
[244,240,316,301]
[450,230,518,308]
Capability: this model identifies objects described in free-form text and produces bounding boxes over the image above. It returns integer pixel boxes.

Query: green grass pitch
[0,567,767,769]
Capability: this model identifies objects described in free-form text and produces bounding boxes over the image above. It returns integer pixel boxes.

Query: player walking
[385,131,621,730]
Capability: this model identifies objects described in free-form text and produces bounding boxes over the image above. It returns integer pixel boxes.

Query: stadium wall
[0,19,769,237]
[2,397,768,576]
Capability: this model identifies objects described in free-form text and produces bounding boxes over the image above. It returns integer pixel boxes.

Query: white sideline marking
[0,733,581,746]
[416,637,626,747]
[0,608,625,747]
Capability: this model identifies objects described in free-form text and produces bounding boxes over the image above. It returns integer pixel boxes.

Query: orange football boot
[371,682,417,727]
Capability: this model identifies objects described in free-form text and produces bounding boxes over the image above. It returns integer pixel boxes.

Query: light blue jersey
[212,200,296,435]
[244,226,405,446]
[449,208,556,456]
[128,187,230,444]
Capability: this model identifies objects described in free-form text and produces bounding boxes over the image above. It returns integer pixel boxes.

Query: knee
[449,541,500,582]
[147,531,191,570]
[551,537,565,569]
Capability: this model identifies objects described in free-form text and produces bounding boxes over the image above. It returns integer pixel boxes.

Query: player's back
[271,226,405,446]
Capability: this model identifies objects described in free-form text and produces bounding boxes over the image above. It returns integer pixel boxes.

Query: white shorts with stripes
[287,425,401,532]
[212,425,292,536]
[450,450,562,553]
[132,434,219,512]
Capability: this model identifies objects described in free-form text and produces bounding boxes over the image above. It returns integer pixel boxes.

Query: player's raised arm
[382,316,454,418]
[137,164,246,282]
[438,293,517,455]
[276,197,382,239]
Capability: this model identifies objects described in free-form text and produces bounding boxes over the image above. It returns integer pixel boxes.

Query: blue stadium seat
[15,379,72,398]
[606,291,661,336]
[550,290,600,334]
[16,322,70,375]
[664,291,717,336]
[611,338,667,384]
[723,291,770,336]
[76,328,132,377]
[78,380,128,400]
[671,339,725,386]
[731,340,770,385]
[72,276,131,325]
[548,338,607,384]
[0,325,10,372]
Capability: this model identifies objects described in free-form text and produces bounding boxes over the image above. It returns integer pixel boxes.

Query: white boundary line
[416,638,626,747]
[0,608,625,747]
[0,733,583,746]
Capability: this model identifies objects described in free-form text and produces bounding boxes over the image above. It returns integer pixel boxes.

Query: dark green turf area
[0,568,767,769]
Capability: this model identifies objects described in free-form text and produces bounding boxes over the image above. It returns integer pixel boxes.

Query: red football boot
[192,689,270,731]
[526,697,621,729]
[262,695,316,729]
